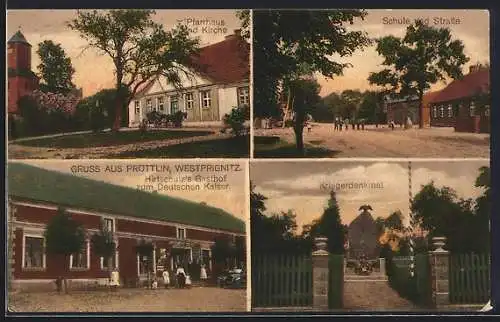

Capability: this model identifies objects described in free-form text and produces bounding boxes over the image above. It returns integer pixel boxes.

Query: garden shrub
[171,111,187,128]
[223,105,250,136]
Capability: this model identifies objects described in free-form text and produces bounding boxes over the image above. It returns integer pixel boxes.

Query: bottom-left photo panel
[7,159,249,313]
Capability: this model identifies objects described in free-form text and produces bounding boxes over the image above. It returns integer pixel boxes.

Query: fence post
[379,258,386,276]
[429,237,450,309]
[312,236,329,311]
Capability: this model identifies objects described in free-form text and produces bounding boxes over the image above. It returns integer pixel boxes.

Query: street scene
[7,159,248,312]
[7,10,250,159]
[250,160,490,311]
[253,9,490,158]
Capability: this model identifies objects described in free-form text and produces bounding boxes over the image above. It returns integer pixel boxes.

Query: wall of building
[10,201,243,285]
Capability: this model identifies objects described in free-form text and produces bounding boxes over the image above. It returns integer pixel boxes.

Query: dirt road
[255,123,490,158]
[8,287,247,312]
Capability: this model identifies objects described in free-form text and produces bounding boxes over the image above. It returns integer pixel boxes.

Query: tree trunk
[418,91,424,129]
[294,108,305,156]
[113,96,123,131]
[282,87,292,128]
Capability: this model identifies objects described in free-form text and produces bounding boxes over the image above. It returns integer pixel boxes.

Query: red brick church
[7,30,39,116]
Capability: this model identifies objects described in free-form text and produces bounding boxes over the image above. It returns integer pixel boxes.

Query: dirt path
[8,287,246,312]
[255,123,490,158]
[8,129,231,159]
[343,276,418,311]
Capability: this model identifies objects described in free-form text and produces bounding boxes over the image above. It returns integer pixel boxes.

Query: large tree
[302,191,347,254]
[36,40,76,94]
[253,10,371,155]
[44,207,86,293]
[68,9,199,130]
[368,20,470,128]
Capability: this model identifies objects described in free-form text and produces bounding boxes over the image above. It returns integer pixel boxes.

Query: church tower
[7,30,39,115]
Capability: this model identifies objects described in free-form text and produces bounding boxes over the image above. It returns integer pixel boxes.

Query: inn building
[8,163,245,290]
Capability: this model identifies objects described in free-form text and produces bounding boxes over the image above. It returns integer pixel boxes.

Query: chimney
[226,29,242,39]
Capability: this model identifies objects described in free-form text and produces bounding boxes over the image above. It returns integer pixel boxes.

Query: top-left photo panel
[7,9,251,159]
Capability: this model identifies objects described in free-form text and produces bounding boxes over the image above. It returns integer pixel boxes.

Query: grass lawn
[254,136,336,158]
[15,130,214,149]
[107,135,250,158]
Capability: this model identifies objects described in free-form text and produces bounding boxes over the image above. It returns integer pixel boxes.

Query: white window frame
[134,100,140,114]
[102,217,115,234]
[176,227,187,240]
[447,104,453,118]
[200,90,212,109]
[69,240,90,270]
[157,97,164,113]
[170,95,179,114]
[22,233,46,270]
[237,86,250,106]
[439,106,444,118]
[185,92,194,110]
[470,101,476,117]
[146,98,152,112]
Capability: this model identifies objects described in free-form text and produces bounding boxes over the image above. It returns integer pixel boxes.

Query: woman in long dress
[200,264,208,280]
[162,270,170,289]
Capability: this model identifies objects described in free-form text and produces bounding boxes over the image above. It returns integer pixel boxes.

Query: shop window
[23,235,45,269]
[70,241,90,270]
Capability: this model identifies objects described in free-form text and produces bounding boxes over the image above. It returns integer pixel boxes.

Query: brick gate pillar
[312,236,329,311]
[430,237,450,309]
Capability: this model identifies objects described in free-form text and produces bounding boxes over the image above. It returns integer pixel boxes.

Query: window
[176,227,186,240]
[134,101,140,114]
[100,252,118,270]
[157,97,164,112]
[439,106,444,118]
[103,217,115,234]
[200,90,211,109]
[170,96,179,114]
[146,98,152,112]
[70,241,90,270]
[432,106,437,118]
[237,86,250,106]
[185,92,194,110]
[470,101,476,117]
[23,236,45,269]
[485,105,490,117]
[447,105,453,118]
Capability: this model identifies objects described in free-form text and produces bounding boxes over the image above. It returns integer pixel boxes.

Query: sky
[251,160,488,234]
[316,9,490,96]
[7,9,243,97]
[13,159,249,222]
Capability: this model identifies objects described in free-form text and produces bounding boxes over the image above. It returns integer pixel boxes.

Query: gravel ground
[254,123,490,158]
[7,287,247,312]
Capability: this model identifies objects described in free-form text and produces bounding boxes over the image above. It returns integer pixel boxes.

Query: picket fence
[252,254,313,307]
[449,253,490,304]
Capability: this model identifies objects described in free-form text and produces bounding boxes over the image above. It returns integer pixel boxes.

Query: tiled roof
[8,162,245,233]
[135,33,249,96]
[431,68,490,104]
[191,34,250,84]
[8,30,30,46]
[422,91,441,107]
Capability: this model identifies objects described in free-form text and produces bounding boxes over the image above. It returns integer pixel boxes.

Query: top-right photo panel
[252,9,490,159]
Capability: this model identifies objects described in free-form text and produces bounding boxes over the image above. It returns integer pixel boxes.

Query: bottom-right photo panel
[250,160,491,312]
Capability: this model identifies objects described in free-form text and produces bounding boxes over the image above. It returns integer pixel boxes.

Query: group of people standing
[158,263,208,289]
[333,117,366,131]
